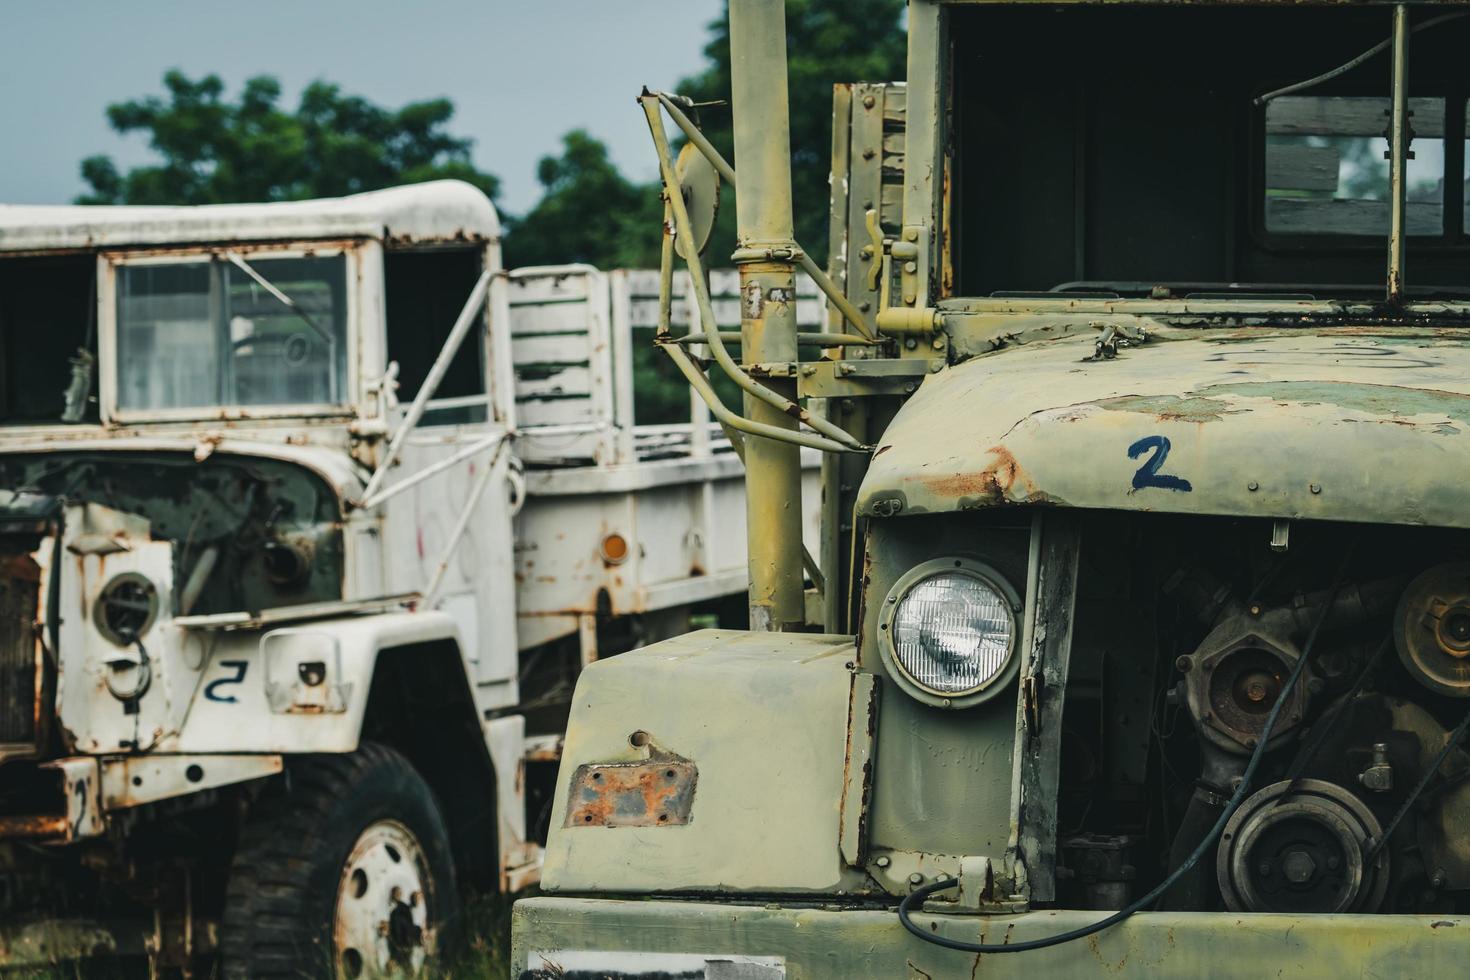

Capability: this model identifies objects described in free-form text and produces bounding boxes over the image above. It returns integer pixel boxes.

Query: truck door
[378,246,519,693]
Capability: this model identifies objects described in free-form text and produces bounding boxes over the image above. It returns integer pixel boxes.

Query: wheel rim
[334,819,435,978]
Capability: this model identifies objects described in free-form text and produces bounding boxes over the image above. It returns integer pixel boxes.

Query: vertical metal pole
[729,0,804,631]
[1387,4,1410,302]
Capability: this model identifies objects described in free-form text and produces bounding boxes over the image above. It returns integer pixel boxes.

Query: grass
[434,888,523,980]
[8,890,524,980]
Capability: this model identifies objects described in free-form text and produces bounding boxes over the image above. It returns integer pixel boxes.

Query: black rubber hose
[897,566,1346,954]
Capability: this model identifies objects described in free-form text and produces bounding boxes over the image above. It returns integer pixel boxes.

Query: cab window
[116,253,348,412]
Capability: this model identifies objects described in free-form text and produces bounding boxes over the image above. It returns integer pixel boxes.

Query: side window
[1264,96,1445,237]
[383,249,487,426]
[0,254,98,425]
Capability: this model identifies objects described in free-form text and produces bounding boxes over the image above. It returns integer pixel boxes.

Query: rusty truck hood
[859,330,1470,527]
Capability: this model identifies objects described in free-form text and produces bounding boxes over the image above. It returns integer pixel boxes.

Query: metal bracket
[797,358,936,400]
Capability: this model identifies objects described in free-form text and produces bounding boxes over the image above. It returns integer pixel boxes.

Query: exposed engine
[1057,518,1470,917]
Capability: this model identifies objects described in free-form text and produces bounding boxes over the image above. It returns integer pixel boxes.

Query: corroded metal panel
[515,896,1470,980]
[564,759,698,828]
[541,630,871,895]
[860,331,1470,527]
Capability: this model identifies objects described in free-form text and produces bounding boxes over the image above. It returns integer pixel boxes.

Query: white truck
[0,182,817,976]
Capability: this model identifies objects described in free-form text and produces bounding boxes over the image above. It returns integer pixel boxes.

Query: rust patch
[0,814,68,839]
[923,445,1033,501]
[565,758,698,828]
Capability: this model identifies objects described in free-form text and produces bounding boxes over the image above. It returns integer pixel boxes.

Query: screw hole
[629,730,650,748]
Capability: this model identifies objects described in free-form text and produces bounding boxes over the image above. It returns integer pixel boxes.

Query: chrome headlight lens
[880,559,1019,704]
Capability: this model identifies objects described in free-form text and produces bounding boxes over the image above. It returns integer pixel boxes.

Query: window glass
[1463,100,1470,232]
[224,257,345,406]
[1264,96,1444,236]
[117,254,346,412]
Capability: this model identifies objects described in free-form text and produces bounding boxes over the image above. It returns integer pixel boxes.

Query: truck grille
[0,555,40,745]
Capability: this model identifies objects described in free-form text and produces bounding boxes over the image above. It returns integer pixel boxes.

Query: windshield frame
[98,241,365,425]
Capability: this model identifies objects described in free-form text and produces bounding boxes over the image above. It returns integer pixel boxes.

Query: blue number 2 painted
[1128,435,1192,492]
[204,660,249,703]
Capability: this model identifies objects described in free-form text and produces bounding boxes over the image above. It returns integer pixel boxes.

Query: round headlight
[880,559,1019,705]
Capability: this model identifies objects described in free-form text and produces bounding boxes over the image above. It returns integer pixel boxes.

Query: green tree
[674,0,907,266]
[503,0,907,270]
[501,130,663,269]
[77,70,498,205]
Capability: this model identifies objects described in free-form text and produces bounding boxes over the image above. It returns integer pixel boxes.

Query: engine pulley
[1396,562,1470,697]
[1217,778,1388,914]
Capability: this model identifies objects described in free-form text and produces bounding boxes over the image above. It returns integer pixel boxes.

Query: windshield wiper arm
[222,252,334,347]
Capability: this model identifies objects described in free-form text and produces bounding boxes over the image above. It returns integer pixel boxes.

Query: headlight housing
[878,558,1021,707]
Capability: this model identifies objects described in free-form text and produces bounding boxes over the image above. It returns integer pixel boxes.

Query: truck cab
[0,181,810,976]
[515,3,1470,977]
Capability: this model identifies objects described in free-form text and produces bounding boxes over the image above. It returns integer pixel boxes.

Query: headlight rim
[877,556,1022,709]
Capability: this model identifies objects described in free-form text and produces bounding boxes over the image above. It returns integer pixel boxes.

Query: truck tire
[221,742,460,979]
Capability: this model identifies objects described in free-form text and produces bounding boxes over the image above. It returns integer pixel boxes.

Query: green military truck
[514,0,1470,975]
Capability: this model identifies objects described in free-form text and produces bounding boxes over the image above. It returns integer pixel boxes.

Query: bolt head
[1310,483,1322,494]
[1247,481,1259,491]
[1281,850,1317,884]
[876,855,891,868]
[909,872,925,885]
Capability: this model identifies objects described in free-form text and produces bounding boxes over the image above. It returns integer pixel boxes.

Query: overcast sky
[0,0,723,214]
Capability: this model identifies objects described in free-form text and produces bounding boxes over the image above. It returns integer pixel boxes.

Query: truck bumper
[513,896,1469,979]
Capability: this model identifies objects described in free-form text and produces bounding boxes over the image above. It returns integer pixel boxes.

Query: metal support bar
[657,339,852,453]
[423,436,509,604]
[729,0,805,630]
[640,97,864,452]
[656,91,877,342]
[1387,4,1410,302]
[359,269,493,505]
[359,431,507,510]
[671,330,877,347]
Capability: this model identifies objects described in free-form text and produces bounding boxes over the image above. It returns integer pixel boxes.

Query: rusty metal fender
[540,629,875,895]
[860,331,1470,526]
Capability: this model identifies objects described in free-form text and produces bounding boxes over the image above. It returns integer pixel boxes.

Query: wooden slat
[881,84,906,123]
[512,333,591,366]
[1265,144,1340,191]
[507,273,592,304]
[1266,197,1443,236]
[1266,96,1443,137]
[515,397,595,427]
[515,364,592,400]
[880,182,905,229]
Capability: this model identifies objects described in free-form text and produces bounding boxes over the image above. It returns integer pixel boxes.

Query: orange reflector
[600,533,629,565]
